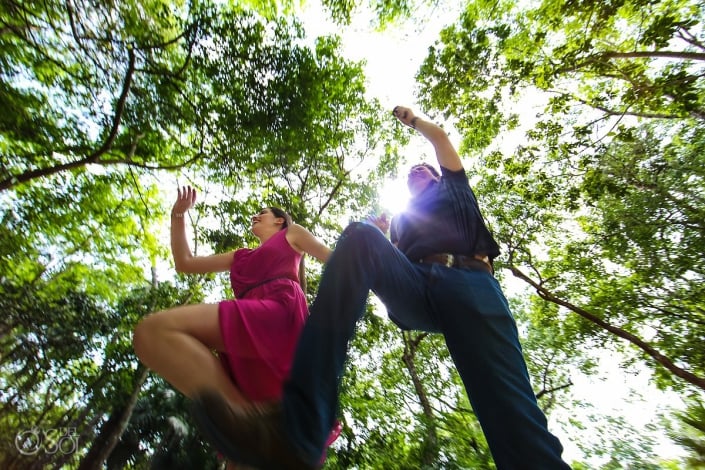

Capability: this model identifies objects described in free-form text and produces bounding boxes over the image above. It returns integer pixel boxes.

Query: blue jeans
[283,223,570,469]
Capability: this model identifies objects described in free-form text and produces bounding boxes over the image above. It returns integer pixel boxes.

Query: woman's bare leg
[133,303,247,406]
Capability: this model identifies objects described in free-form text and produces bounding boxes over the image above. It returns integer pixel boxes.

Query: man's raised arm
[392,106,462,171]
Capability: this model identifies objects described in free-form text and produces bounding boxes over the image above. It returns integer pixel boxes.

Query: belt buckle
[444,254,454,268]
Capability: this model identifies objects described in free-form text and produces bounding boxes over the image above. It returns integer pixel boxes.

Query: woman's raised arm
[171,186,234,274]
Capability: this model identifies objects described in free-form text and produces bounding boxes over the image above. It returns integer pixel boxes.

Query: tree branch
[509,265,705,391]
[600,50,705,62]
[0,48,136,191]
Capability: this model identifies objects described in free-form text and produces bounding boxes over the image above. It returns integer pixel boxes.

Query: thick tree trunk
[76,366,149,470]
[401,331,439,466]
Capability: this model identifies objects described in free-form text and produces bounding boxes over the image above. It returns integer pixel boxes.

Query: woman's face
[407,165,439,196]
[251,208,285,235]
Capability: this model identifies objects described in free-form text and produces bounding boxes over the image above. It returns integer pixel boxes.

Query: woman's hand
[366,213,390,234]
[172,185,197,216]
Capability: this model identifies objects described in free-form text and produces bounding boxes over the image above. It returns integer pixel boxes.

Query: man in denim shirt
[192,106,572,470]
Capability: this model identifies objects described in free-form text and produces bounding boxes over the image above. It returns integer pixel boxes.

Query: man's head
[407,163,440,196]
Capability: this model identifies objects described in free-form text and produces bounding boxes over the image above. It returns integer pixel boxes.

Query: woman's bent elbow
[173,259,192,273]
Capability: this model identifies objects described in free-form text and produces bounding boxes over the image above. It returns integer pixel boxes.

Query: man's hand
[393,105,463,172]
[392,106,417,128]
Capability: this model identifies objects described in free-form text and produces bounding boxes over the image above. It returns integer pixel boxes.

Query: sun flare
[378,178,409,216]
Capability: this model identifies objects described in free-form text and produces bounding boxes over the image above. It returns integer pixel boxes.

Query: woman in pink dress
[133,186,340,468]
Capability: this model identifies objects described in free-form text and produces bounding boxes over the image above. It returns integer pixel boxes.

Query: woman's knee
[132,317,151,361]
[132,311,166,361]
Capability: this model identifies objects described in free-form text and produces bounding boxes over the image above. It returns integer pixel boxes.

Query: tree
[418,0,705,152]
[672,398,705,468]
[0,0,207,191]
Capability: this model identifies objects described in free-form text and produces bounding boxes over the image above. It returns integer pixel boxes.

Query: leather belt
[419,253,493,274]
[238,276,297,298]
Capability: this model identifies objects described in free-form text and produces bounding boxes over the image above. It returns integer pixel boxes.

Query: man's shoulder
[440,166,469,185]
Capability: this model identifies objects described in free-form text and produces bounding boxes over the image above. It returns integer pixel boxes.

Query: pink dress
[217,228,341,459]
[218,228,307,402]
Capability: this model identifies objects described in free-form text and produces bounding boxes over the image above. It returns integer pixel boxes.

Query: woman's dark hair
[268,207,293,230]
[412,162,440,177]
[267,207,307,293]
